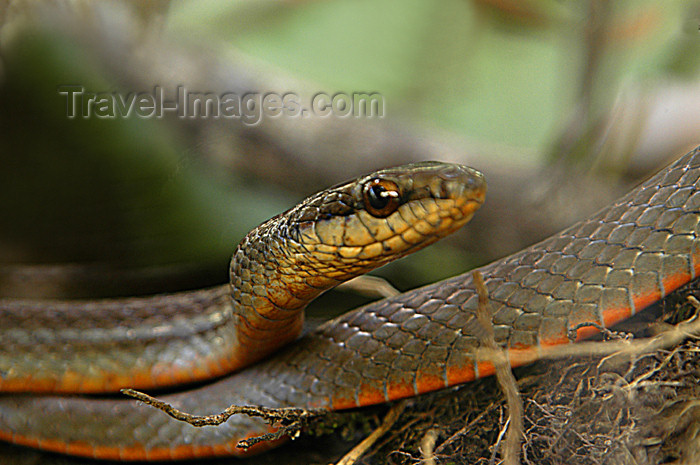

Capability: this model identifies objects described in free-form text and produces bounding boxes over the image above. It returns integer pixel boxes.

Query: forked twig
[121,388,326,449]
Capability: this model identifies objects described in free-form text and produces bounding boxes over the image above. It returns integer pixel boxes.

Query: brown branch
[472,297,700,366]
[473,270,523,465]
[420,427,439,465]
[121,388,326,449]
[334,401,406,465]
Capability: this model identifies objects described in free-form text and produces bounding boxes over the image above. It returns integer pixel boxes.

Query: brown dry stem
[473,270,524,465]
[336,275,401,299]
[334,401,406,465]
[120,388,326,449]
[420,428,439,465]
[472,300,700,367]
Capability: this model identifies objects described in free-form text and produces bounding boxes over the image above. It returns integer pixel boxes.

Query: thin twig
[336,275,400,299]
[434,401,498,454]
[420,428,439,465]
[334,401,407,465]
[473,270,523,465]
[474,299,700,366]
[491,416,511,465]
[121,388,326,449]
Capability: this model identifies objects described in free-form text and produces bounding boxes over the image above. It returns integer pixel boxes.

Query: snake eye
[363,179,401,218]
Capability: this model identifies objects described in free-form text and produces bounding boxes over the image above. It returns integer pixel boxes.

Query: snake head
[284,161,486,278]
[230,161,485,317]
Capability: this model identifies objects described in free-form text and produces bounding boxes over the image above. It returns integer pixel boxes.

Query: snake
[1,147,700,461]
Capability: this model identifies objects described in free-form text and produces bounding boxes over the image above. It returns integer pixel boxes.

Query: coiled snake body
[2,148,700,460]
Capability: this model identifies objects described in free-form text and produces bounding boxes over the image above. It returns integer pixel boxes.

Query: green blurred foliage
[168,0,693,153]
[0,22,289,270]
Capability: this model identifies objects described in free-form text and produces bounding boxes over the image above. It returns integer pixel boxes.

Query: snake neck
[228,217,347,363]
